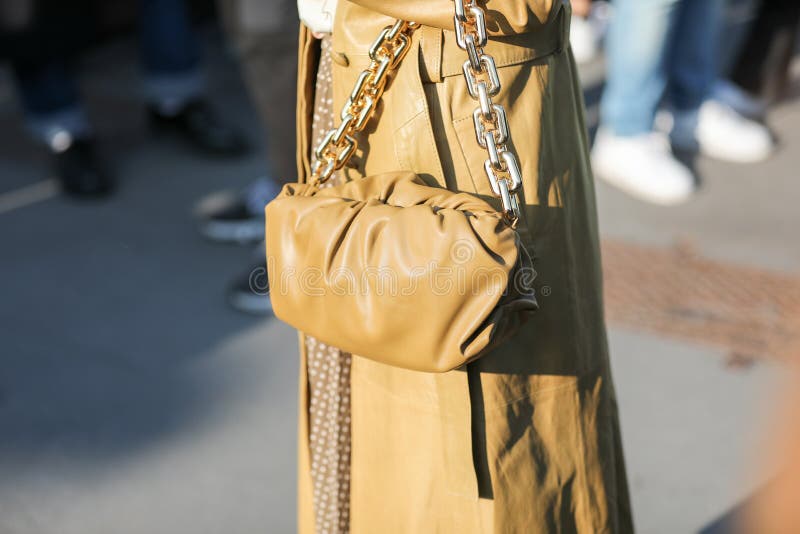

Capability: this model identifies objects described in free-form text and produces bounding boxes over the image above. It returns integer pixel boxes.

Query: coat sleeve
[340,0,563,36]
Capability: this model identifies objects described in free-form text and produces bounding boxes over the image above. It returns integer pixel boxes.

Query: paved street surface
[0,33,796,534]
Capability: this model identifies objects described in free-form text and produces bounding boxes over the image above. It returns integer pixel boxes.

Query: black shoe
[197,178,279,244]
[53,138,114,198]
[147,99,248,157]
[227,261,273,315]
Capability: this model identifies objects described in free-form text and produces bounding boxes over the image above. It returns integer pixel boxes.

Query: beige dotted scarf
[305,36,352,534]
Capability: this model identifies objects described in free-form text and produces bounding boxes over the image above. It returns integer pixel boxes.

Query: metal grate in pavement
[602,239,800,363]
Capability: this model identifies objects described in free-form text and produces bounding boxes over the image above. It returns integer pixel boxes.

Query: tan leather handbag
[265,5,537,373]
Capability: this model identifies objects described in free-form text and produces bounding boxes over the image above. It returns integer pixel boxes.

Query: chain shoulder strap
[310,20,418,185]
[310,2,523,223]
[453,0,522,222]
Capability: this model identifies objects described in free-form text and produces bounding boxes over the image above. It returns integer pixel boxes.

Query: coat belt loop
[419,25,443,83]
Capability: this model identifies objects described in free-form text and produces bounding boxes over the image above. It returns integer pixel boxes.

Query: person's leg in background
[224,23,298,314]
[591,0,697,205]
[601,0,682,137]
[12,56,113,196]
[199,0,299,313]
[665,0,722,118]
[14,58,87,143]
[666,0,774,163]
[235,10,297,184]
[198,23,296,241]
[722,0,800,117]
[224,0,298,206]
[139,0,248,156]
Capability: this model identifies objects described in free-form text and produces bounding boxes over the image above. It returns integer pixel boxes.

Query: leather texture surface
[287,1,635,533]
[266,171,538,372]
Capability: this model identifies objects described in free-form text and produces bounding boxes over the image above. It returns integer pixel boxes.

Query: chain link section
[453,0,522,222]
[311,6,522,223]
[311,20,418,185]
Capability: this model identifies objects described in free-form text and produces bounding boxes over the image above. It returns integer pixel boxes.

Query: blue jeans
[600,0,724,136]
[139,0,203,113]
[13,0,203,144]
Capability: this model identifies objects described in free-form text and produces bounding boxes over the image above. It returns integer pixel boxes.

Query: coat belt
[419,3,569,83]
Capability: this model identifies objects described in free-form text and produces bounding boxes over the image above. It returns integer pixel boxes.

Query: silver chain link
[453,0,522,223]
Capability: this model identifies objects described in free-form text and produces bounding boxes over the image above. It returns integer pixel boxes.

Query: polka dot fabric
[305,36,352,534]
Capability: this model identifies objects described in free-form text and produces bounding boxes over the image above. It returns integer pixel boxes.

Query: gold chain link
[311,5,522,223]
[453,0,522,222]
[310,20,418,185]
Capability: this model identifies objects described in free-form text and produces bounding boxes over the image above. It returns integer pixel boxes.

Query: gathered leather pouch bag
[266,7,537,373]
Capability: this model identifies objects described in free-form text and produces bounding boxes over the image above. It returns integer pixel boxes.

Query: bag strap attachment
[310,1,523,224]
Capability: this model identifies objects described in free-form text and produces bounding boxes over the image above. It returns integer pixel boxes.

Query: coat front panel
[292,1,633,532]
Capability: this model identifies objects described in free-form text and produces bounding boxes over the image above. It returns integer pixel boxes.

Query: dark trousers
[13,0,201,116]
[730,0,800,100]
[219,0,298,182]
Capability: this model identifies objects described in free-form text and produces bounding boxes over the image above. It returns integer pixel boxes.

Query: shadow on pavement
[0,32,273,474]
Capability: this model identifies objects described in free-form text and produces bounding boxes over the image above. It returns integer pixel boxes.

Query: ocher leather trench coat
[293,1,634,532]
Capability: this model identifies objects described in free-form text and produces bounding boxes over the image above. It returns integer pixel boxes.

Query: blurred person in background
[714,0,800,123]
[591,0,775,206]
[569,0,611,65]
[197,0,298,314]
[1,0,247,198]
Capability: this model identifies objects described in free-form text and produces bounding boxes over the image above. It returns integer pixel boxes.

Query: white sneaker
[670,100,774,163]
[591,128,695,206]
